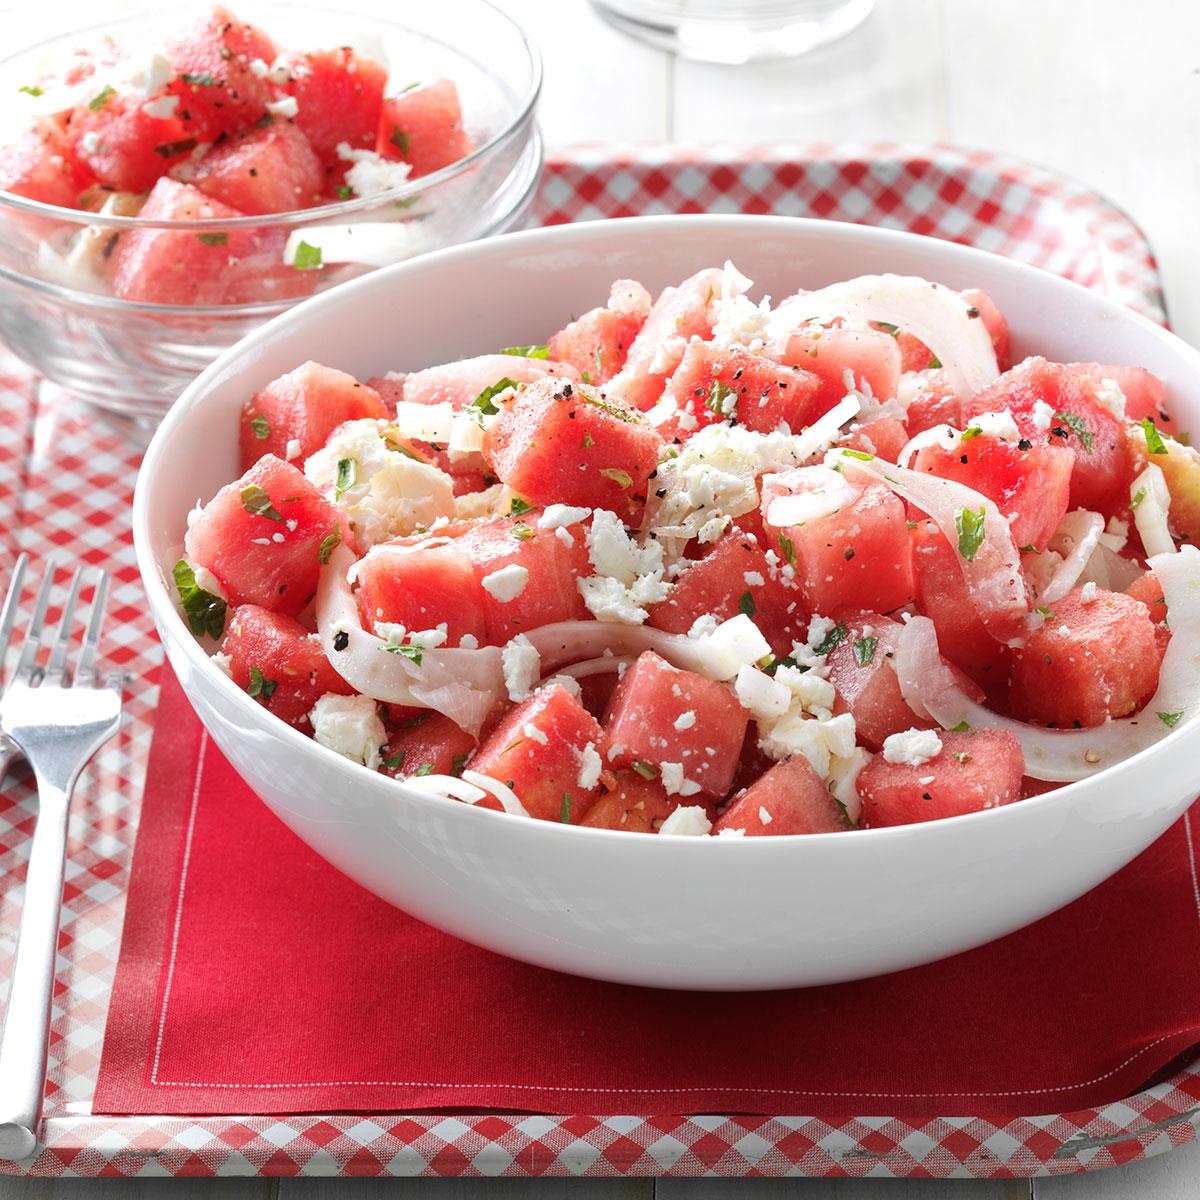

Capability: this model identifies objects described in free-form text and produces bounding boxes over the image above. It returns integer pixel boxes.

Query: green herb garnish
[317,528,341,564]
[1158,711,1184,728]
[814,622,848,656]
[334,458,357,500]
[706,379,739,418]
[240,484,284,522]
[292,240,323,270]
[1130,487,1148,510]
[600,467,632,488]
[180,72,217,86]
[18,84,44,97]
[388,126,411,156]
[88,84,116,111]
[631,760,658,780]
[955,506,986,562]
[560,792,572,823]
[384,643,423,665]
[1141,416,1168,454]
[511,521,534,541]
[413,762,435,776]
[451,753,469,776]
[1054,411,1094,453]
[738,590,756,617]
[471,376,519,416]
[950,720,971,732]
[960,426,983,440]
[776,533,797,567]
[499,344,549,359]
[196,232,228,246]
[841,448,876,461]
[381,751,406,771]
[172,559,227,640]
[508,497,534,516]
[249,414,270,439]
[246,666,278,702]
[336,185,354,200]
[853,635,878,667]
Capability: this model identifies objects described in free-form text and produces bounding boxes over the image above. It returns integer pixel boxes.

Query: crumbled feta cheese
[577,742,602,790]
[966,409,1021,441]
[716,827,746,838]
[1080,580,1097,603]
[578,509,670,623]
[459,633,479,649]
[882,728,943,766]
[658,805,712,835]
[309,694,386,770]
[80,131,102,155]
[1094,377,1127,419]
[806,614,836,650]
[578,575,650,625]
[774,664,836,715]
[305,418,454,545]
[699,614,773,680]
[541,673,582,699]
[128,52,174,97]
[481,564,529,602]
[210,651,233,678]
[734,665,792,721]
[1031,399,1055,430]
[743,571,765,587]
[142,94,179,120]
[538,504,591,530]
[555,526,575,547]
[285,438,302,461]
[758,711,856,775]
[648,334,686,376]
[335,145,414,199]
[758,806,773,826]
[266,95,299,119]
[687,614,720,639]
[1100,515,1129,553]
[674,710,696,731]
[501,634,540,702]
[660,761,703,797]
[249,57,269,77]
[522,721,548,746]
[826,747,869,824]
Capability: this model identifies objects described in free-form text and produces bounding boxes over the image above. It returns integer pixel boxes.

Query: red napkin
[96,668,1200,1119]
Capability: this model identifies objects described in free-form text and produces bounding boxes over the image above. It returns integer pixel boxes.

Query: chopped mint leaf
[334,458,357,500]
[317,527,341,564]
[451,753,469,776]
[580,390,636,422]
[955,506,986,562]
[1130,487,1148,510]
[498,344,549,359]
[1141,416,1168,454]
[960,426,983,440]
[246,666,278,702]
[196,232,228,246]
[180,72,217,86]
[560,792,572,823]
[814,622,848,656]
[388,125,411,156]
[600,467,633,488]
[1054,410,1094,453]
[928,353,943,369]
[18,84,44,97]
[381,751,406,771]
[88,84,116,111]
[471,376,519,415]
[292,240,323,270]
[336,185,354,200]
[706,379,739,418]
[631,760,658,780]
[776,533,797,567]
[508,497,534,516]
[384,643,423,665]
[582,433,595,448]
[738,590,756,617]
[249,414,270,439]
[172,559,227,640]
[1035,605,1055,619]
[413,762,435,776]
[841,448,876,461]
[240,484,284,522]
[511,521,534,541]
[1158,710,1184,728]
[853,635,878,666]
[950,720,971,732]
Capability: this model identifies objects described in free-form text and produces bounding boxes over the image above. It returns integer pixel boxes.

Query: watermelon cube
[962,287,1012,371]
[603,651,748,798]
[400,354,577,409]
[464,514,591,643]
[857,729,1024,828]
[547,279,652,385]
[781,324,902,411]
[380,711,477,780]
[377,79,475,179]
[608,268,723,411]
[761,468,915,616]
[1008,586,1163,728]
[1126,569,1167,623]
[69,91,192,193]
[912,434,1074,553]
[470,684,608,822]
[239,362,387,470]
[278,47,388,162]
[580,772,676,833]
[964,358,1130,512]
[110,178,311,306]
[0,125,93,207]
[192,121,323,214]
[483,378,663,522]
[902,369,962,436]
[185,454,344,616]
[713,756,851,836]
[646,529,806,655]
[824,612,934,752]
[910,521,1012,694]
[355,536,487,648]
[164,6,275,140]
[219,603,352,728]
[657,341,823,441]
[1105,365,1172,428]
[839,413,909,462]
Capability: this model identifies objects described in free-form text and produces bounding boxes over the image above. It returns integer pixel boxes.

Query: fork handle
[0,777,71,1161]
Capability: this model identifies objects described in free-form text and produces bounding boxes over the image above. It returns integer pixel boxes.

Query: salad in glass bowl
[170,262,1199,838]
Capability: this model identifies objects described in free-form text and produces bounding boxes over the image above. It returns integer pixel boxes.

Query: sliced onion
[1131,463,1174,558]
[402,771,530,818]
[841,453,1030,645]
[317,544,505,734]
[1078,542,1143,592]
[792,393,861,460]
[1038,510,1105,605]
[766,474,854,527]
[895,545,1200,780]
[549,655,634,680]
[768,275,1000,401]
[461,770,530,817]
[898,423,960,468]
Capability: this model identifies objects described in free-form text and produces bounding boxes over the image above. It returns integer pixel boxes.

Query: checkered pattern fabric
[0,144,1188,1179]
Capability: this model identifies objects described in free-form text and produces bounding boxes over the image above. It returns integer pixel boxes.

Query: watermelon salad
[174,265,1200,837]
[0,6,476,304]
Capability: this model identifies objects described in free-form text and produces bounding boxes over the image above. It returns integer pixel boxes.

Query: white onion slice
[548,655,635,680]
[768,275,1000,400]
[767,477,854,527]
[1131,463,1174,558]
[460,770,531,816]
[841,453,1030,645]
[1078,542,1143,592]
[401,771,530,818]
[1038,510,1105,605]
[792,394,861,460]
[895,546,1200,781]
[898,423,960,468]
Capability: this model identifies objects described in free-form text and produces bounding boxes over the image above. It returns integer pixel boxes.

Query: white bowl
[134,215,1200,991]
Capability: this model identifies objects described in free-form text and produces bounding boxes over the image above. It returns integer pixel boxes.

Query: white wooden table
[7,0,1200,1195]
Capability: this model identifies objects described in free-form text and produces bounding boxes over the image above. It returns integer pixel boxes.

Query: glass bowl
[0,0,542,417]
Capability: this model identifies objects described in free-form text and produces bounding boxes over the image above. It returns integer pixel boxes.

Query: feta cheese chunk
[660,762,703,797]
[658,805,712,836]
[501,634,540,702]
[310,694,386,771]
[882,728,943,767]
[481,563,529,602]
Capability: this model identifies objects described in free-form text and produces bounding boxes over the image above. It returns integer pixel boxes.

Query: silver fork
[0,559,122,1161]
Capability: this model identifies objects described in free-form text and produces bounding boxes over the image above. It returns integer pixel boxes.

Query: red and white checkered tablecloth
[1,143,1195,1180]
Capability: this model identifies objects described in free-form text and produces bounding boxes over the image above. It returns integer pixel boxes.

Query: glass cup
[589,0,877,64]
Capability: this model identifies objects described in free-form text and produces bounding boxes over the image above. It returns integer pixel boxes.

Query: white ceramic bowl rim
[134,213,1200,852]
[0,0,543,230]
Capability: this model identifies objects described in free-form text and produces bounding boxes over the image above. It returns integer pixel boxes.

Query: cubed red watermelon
[714,756,851,836]
[69,91,192,193]
[547,279,652,385]
[580,772,676,832]
[470,684,608,822]
[0,125,93,207]
[164,6,275,140]
[912,433,1074,553]
[839,414,909,462]
[1126,569,1167,623]
[761,468,915,616]
[278,47,388,162]
[646,529,806,654]
[608,268,722,411]
[656,341,822,441]
[239,362,387,469]
[192,121,323,214]
[902,369,962,436]
[962,288,1012,371]
[220,603,351,727]
[376,79,475,179]
[910,521,1012,695]
[401,354,577,408]
[824,612,934,752]
[380,711,477,780]
[603,650,748,798]
[185,454,344,616]
[1008,586,1163,727]
[109,178,310,305]
[780,324,902,411]
[483,378,663,523]
[857,729,1024,827]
